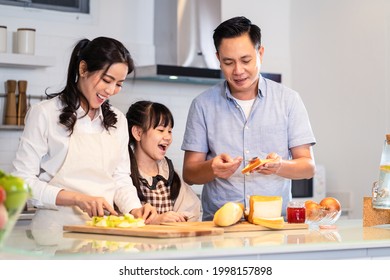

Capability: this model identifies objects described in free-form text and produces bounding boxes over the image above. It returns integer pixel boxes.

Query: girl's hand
[150,211,187,224]
[130,203,158,224]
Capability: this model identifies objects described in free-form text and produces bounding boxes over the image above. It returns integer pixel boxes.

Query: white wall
[290,0,390,218]
[1,0,390,218]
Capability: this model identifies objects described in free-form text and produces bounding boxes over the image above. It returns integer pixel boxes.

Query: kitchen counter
[1,219,390,260]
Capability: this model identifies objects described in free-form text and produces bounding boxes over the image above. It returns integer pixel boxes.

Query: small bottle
[287,201,306,223]
[17,80,28,126]
[372,134,390,209]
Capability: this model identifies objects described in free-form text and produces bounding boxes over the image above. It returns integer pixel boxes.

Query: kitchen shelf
[0,94,45,131]
[0,125,24,131]
[0,93,46,100]
[0,53,55,68]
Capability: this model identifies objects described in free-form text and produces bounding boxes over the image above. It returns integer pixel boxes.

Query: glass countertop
[1,219,390,260]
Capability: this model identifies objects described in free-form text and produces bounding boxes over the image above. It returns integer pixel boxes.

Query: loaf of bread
[247,195,283,223]
[213,202,244,227]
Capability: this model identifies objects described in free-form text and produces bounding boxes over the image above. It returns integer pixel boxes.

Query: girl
[126,101,200,224]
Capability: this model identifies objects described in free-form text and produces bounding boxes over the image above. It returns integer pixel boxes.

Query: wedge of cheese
[247,195,282,223]
[251,217,285,229]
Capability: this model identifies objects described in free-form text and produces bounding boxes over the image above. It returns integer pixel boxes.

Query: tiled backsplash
[0,129,22,172]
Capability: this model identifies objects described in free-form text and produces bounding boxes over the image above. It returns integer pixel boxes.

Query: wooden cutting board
[161,221,308,232]
[63,224,224,238]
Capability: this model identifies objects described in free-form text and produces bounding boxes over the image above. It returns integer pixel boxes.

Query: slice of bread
[241,158,272,174]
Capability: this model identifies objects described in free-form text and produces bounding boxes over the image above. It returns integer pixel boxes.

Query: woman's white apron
[31,127,120,245]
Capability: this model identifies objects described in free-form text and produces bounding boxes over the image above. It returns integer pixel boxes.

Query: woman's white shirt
[11,96,141,213]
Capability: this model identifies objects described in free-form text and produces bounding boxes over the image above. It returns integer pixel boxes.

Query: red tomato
[0,186,6,203]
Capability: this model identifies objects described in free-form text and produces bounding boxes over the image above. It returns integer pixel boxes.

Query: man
[181,16,316,221]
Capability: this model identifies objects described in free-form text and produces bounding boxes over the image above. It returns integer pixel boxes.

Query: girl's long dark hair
[126,101,181,202]
[47,36,134,134]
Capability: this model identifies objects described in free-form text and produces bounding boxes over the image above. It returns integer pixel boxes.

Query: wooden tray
[161,221,308,232]
[63,224,224,239]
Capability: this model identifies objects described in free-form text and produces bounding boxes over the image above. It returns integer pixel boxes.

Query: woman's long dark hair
[126,101,181,202]
[47,36,134,134]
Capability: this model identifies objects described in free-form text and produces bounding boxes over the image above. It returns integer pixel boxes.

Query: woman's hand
[130,203,158,224]
[56,190,118,217]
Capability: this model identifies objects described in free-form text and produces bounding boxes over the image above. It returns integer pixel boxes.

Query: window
[0,0,89,14]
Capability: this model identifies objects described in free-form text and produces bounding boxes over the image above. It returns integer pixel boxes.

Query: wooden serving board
[161,221,308,232]
[63,224,224,238]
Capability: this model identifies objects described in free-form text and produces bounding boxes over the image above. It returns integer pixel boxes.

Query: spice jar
[287,201,306,223]
[16,28,36,55]
[0,26,6,53]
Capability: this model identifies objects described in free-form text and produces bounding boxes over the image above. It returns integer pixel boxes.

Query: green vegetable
[0,172,31,215]
[87,214,145,228]
[0,170,31,247]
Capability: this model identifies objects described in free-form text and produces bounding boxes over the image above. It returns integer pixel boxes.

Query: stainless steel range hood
[135,0,222,84]
[135,0,281,84]
[136,64,223,84]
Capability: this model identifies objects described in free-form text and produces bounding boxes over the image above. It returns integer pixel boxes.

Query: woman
[126,101,200,224]
[12,37,157,229]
